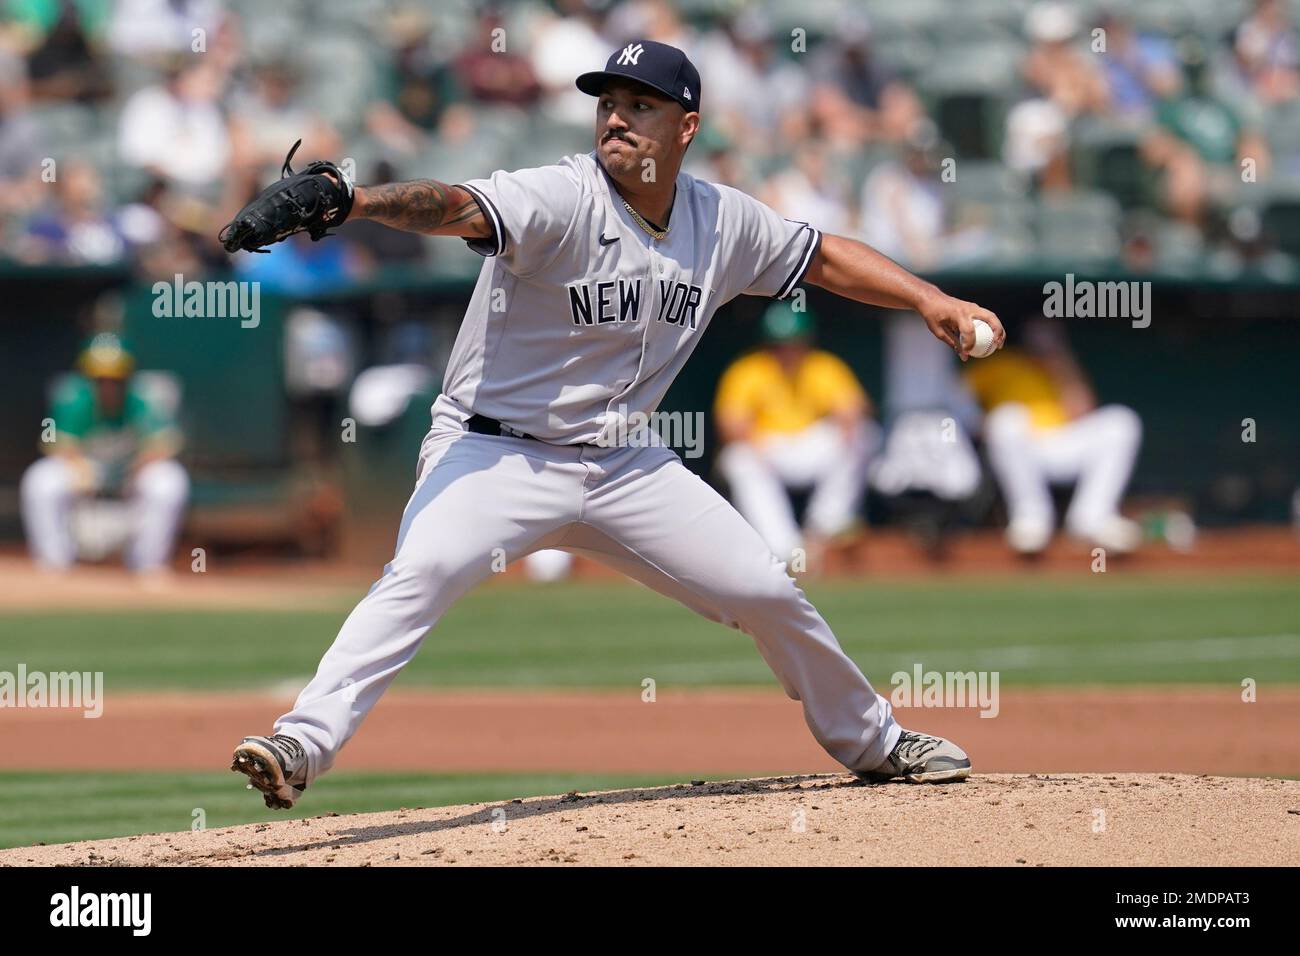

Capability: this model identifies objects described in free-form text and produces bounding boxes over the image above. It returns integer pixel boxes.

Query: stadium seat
[1071,117,1156,209]
[866,33,936,84]
[28,102,98,152]
[917,43,1022,159]
[1261,178,1300,258]
[298,32,381,132]
[1153,219,1207,275]
[949,160,1029,203]
[1128,0,1199,33]
[1265,101,1300,175]
[1035,191,1123,264]
[832,142,899,197]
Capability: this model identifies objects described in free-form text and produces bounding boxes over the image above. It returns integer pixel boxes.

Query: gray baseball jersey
[268,152,904,795]
[447,151,822,443]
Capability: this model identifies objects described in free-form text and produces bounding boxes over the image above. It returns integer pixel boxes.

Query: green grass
[1,575,1297,688]
[0,770,683,851]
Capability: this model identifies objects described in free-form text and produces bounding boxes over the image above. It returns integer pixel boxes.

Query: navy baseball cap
[576,40,701,114]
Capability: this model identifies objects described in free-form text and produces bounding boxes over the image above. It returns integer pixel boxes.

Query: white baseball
[970,318,996,358]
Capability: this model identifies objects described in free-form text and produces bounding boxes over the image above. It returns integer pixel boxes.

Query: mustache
[602,131,635,145]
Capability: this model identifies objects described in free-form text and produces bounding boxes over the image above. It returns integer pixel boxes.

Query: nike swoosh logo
[599,235,619,246]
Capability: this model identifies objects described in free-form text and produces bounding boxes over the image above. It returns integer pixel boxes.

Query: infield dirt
[4,773,1297,866]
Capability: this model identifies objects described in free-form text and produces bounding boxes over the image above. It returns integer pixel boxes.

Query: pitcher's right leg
[257,431,584,793]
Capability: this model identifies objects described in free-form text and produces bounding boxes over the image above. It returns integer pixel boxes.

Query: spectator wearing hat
[21,333,189,573]
[1005,2,1110,192]
[714,303,879,566]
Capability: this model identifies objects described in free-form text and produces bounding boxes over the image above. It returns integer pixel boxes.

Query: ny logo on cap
[618,42,645,65]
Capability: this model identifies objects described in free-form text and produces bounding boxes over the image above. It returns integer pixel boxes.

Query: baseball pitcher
[221,41,1004,809]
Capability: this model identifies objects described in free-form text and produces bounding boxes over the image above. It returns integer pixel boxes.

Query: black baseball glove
[218,139,355,254]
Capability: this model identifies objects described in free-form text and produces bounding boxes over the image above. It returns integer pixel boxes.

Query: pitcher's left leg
[581,446,901,774]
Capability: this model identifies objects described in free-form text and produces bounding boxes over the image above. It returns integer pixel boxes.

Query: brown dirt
[3,687,1298,777]
[4,774,1297,867]
[3,528,1296,866]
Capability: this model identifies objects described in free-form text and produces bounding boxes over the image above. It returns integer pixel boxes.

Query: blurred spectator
[1002,97,1071,190]
[1141,39,1270,224]
[809,13,924,147]
[452,7,542,107]
[118,59,230,189]
[760,140,854,235]
[21,332,189,574]
[859,120,989,269]
[0,0,1289,280]
[115,176,168,250]
[7,0,112,102]
[365,7,469,154]
[530,0,611,128]
[228,61,341,177]
[129,181,224,280]
[715,302,879,566]
[1231,0,1299,106]
[0,49,44,239]
[1023,2,1109,117]
[606,0,695,51]
[1006,2,1112,192]
[697,8,808,156]
[965,319,1143,555]
[107,0,222,61]
[18,160,125,264]
[1097,13,1182,122]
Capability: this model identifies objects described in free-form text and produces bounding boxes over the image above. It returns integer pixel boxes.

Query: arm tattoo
[356,180,491,237]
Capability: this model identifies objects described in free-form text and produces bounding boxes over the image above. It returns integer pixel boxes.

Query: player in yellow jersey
[714,302,879,566]
[965,320,1142,555]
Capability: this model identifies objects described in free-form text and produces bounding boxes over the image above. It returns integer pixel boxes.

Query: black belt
[466,414,538,442]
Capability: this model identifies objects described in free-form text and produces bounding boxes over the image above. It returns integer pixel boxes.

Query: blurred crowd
[2,0,1299,281]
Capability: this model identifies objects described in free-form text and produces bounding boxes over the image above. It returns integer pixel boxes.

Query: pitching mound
[5,773,1298,866]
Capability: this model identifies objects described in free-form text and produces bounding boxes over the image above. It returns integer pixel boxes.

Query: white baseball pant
[275,395,901,784]
[20,456,189,571]
[983,402,1142,537]
[716,420,878,563]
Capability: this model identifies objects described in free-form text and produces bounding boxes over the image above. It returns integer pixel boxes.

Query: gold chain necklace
[621,196,669,240]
